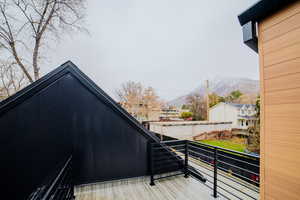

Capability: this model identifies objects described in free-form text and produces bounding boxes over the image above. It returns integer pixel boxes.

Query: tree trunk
[11,42,33,83]
[32,39,40,81]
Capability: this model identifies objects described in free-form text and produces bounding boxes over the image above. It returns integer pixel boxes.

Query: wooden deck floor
[75,175,219,200]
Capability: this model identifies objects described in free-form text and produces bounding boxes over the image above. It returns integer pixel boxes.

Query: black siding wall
[0,71,150,199]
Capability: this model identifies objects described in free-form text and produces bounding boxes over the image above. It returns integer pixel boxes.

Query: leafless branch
[0,0,87,83]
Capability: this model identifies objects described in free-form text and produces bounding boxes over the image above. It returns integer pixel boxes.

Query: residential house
[149,120,232,140]
[119,101,161,122]
[160,106,189,121]
[209,102,257,129]
[238,1,300,199]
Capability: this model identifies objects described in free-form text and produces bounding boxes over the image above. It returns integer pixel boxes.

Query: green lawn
[198,140,246,152]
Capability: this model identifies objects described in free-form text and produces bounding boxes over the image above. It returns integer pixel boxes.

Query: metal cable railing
[151,139,260,199]
[148,140,188,185]
[188,141,259,199]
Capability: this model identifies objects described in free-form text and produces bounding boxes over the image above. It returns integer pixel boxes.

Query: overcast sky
[45,0,258,101]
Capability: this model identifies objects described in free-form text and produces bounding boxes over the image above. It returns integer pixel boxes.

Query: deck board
[75,175,218,200]
[75,154,259,200]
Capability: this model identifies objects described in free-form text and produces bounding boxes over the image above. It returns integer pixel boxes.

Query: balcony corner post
[213,147,218,198]
[184,140,189,178]
[149,142,155,186]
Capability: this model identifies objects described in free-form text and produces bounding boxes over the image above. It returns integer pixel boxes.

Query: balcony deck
[75,175,218,200]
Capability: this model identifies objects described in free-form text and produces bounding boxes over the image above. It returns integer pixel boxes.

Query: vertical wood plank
[258,21,266,200]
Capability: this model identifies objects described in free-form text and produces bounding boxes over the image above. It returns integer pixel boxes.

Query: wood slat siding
[258,2,300,200]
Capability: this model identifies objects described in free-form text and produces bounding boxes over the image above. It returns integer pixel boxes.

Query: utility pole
[206,80,209,121]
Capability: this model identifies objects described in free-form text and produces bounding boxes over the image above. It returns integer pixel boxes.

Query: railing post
[213,147,218,198]
[71,158,75,200]
[149,142,155,186]
[184,140,189,178]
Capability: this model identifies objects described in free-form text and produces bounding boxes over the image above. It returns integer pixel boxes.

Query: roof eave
[237,0,296,53]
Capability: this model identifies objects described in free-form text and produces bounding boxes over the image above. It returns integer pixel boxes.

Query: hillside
[168,77,259,107]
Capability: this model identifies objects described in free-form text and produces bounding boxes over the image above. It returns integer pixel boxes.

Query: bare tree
[0,0,86,82]
[116,81,161,121]
[186,93,207,120]
[141,86,161,119]
[0,60,27,98]
[116,81,144,116]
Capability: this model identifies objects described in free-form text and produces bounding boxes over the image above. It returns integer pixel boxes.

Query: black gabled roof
[0,61,159,142]
[238,0,297,26]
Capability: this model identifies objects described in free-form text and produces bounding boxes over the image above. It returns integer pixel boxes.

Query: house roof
[209,102,255,111]
[238,0,297,26]
[0,61,159,142]
[226,103,255,109]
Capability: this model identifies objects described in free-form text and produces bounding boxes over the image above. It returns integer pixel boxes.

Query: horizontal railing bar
[217,177,258,200]
[218,166,260,185]
[152,144,185,150]
[170,148,185,152]
[218,160,259,176]
[188,149,214,160]
[166,144,186,148]
[188,154,214,167]
[189,165,214,178]
[188,155,260,192]
[160,140,187,144]
[217,153,260,168]
[190,141,260,159]
[215,168,260,193]
[153,151,182,157]
[153,154,183,161]
[217,184,244,200]
[189,144,215,154]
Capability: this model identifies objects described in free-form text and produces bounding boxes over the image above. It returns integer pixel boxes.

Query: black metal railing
[27,156,74,200]
[149,140,189,185]
[150,139,260,199]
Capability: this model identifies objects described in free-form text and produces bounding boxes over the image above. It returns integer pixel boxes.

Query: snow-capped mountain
[168,77,259,107]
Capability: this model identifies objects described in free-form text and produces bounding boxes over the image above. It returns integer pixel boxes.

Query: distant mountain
[168,77,259,107]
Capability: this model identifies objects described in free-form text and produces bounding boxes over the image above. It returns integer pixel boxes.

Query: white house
[209,102,257,129]
[149,121,232,140]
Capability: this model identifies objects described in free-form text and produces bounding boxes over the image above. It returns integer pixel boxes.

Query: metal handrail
[190,141,260,159]
[149,141,188,185]
[27,156,74,200]
[154,139,260,199]
[42,156,73,200]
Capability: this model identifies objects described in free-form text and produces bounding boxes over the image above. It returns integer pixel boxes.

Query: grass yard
[198,138,246,152]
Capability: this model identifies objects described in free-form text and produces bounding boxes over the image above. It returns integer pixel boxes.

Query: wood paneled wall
[258,2,300,199]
